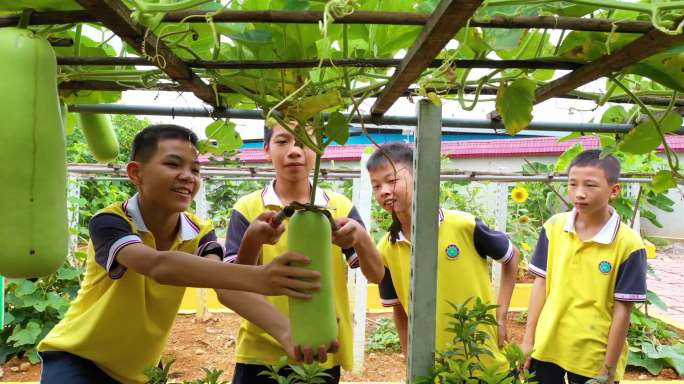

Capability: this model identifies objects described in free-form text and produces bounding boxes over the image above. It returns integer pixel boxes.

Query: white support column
[351,152,373,373]
[195,180,209,319]
[67,175,81,266]
[408,100,442,382]
[492,179,509,295]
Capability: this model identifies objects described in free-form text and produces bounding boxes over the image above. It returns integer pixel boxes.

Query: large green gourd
[77,112,119,162]
[288,210,337,352]
[0,27,67,278]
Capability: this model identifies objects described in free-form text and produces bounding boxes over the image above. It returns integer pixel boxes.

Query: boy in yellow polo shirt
[366,142,519,371]
[38,125,323,384]
[523,149,647,384]
[225,123,385,384]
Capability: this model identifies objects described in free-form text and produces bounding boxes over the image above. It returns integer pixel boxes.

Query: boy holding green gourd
[224,123,385,384]
[38,125,325,384]
[366,142,520,373]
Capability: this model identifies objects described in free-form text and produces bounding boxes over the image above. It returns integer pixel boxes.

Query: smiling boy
[38,125,320,384]
[224,123,384,384]
[522,149,647,384]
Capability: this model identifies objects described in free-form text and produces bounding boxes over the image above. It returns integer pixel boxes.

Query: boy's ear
[609,183,621,199]
[127,161,143,186]
[263,143,272,162]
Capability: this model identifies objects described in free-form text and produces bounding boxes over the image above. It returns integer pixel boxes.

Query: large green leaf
[601,105,628,124]
[626,53,684,92]
[324,112,349,145]
[619,112,683,154]
[554,143,584,172]
[495,78,535,135]
[646,290,668,311]
[203,120,242,154]
[0,0,81,11]
[8,321,42,347]
[651,170,677,194]
[628,350,665,375]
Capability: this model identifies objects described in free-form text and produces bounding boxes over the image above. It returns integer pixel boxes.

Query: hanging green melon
[287,210,337,354]
[0,27,67,278]
[78,112,120,162]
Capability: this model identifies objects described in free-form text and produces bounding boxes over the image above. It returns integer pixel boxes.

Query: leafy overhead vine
[6,0,684,191]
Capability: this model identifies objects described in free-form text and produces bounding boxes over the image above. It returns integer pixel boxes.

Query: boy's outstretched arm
[116,246,319,299]
[496,248,519,347]
[333,216,384,283]
[522,276,546,368]
[596,301,633,383]
[215,288,338,363]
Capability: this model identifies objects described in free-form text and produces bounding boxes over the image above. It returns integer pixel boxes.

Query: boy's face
[369,162,414,216]
[128,138,201,213]
[568,165,620,216]
[264,124,316,183]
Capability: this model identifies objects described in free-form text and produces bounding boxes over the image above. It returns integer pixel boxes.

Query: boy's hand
[521,339,534,370]
[258,252,320,299]
[589,365,615,384]
[245,211,285,246]
[284,339,340,364]
[332,217,365,249]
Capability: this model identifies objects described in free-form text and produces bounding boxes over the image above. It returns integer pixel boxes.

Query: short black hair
[366,142,414,173]
[263,125,273,147]
[568,149,621,184]
[131,124,198,162]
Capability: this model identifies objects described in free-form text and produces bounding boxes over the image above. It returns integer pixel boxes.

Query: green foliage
[204,179,266,236]
[0,263,83,364]
[367,317,401,352]
[628,307,684,376]
[259,356,333,384]
[414,297,534,384]
[495,78,536,135]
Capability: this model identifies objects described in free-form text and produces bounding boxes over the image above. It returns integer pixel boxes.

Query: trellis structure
[3,0,684,381]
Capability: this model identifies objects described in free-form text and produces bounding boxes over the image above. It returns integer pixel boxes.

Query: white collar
[123,193,200,241]
[563,208,621,244]
[396,208,444,243]
[261,179,329,208]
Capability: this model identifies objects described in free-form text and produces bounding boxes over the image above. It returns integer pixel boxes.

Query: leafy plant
[367,317,401,352]
[414,297,534,384]
[144,358,177,384]
[0,263,83,364]
[259,356,333,384]
[628,306,684,377]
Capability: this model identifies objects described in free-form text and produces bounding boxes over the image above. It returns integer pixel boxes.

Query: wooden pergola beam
[370,0,483,116]
[534,26,684,105]
[57,56,583,70]
[0,9,653,33]
[74,0,218,106]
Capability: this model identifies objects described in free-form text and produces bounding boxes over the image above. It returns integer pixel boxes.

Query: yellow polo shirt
[529,209,647,380]
[377,209,513,372]
[224,180,363,370]
[38,194,223,384]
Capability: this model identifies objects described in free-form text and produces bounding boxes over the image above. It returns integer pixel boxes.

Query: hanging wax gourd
[287,210,337,353]
[77,112,119,162]
[0,27,67,278]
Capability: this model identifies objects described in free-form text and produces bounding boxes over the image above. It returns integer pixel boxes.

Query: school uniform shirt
[377,209,513,371]
[529,208,647,380]
[38,194,223,384]
[224,180,363,370]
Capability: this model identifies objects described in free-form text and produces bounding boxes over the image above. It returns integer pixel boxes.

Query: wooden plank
[370,0,483,116]
[75,0,218,106]
[57,56,582,70]
[0,10,653,33]
[534,27,684,105]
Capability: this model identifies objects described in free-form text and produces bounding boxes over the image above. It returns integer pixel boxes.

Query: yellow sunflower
[518,215,530,224]
[511,186,529,204]
[521,241,531,252]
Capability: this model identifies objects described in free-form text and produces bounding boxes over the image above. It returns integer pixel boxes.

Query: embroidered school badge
[598,260,612,274]
[445,244,460,259]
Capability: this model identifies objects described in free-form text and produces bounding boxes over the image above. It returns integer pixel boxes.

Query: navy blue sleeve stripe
[343,206,365,267]
[473,218,511,261]
[197,231,224,259]
[529,227,549,276]
[89,213,138,279]
[224,210,250,260]
[615,248,647,302]
[378,267,399,306]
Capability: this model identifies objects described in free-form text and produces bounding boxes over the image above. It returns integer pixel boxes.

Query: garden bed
[1,312,681,382]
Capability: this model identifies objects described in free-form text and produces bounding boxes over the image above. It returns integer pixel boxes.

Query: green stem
[342,24,351,92]
[18,9,32,29]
